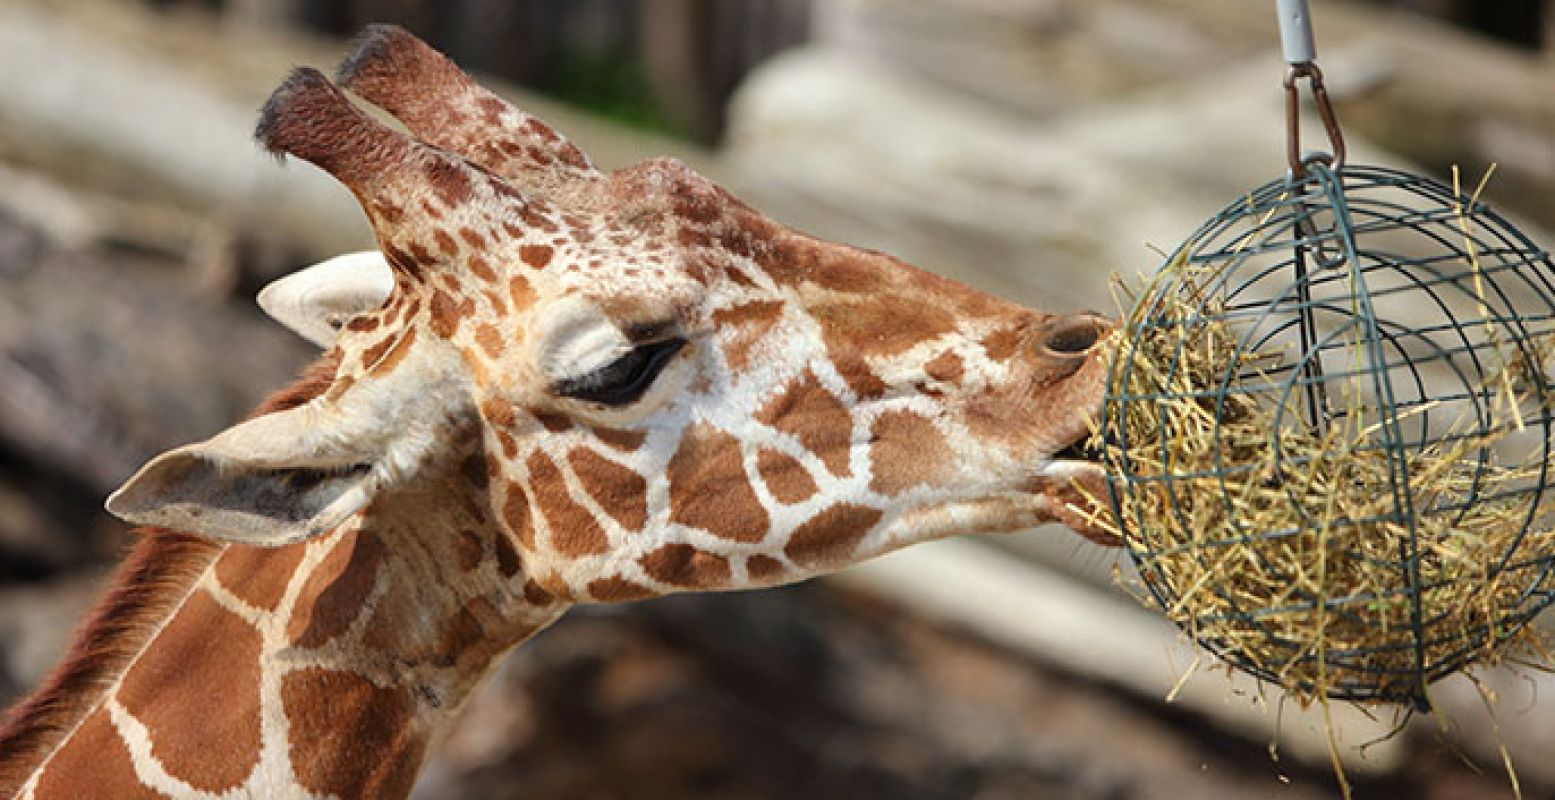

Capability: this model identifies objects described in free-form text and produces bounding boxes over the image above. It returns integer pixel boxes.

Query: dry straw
[1090,260,1555,705]
[1082,165,1555,719]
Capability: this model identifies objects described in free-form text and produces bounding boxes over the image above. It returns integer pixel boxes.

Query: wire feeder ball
[1101,163,1555,708]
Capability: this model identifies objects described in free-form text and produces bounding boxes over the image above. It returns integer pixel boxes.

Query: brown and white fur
[0,26,1115,799]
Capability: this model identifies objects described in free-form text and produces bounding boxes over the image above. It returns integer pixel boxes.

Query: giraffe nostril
[1042,316,1106,357]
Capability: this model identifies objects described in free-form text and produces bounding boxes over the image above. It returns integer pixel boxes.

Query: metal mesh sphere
[1102,163,1555,707]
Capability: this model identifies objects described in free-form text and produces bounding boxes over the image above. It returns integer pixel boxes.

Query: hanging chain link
[1276,0,1347,177]
[1284,63,1347,178]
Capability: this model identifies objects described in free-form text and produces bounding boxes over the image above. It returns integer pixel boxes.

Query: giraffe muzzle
[1033,312,1114,471]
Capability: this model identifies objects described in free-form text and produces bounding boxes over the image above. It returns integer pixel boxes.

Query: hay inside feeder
[1089,165,1555,709]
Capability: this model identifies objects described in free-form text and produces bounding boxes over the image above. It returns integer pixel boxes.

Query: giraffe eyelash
[554,337,687,406]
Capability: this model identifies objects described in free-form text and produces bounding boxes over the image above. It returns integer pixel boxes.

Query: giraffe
[0,26,1116,799]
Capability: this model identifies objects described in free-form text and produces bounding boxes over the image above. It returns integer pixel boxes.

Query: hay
[1086,254,1555,707]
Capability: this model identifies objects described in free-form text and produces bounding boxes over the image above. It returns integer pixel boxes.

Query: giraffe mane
[0,352,343,795]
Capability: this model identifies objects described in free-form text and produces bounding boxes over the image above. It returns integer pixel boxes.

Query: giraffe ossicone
[4,25,1116,800]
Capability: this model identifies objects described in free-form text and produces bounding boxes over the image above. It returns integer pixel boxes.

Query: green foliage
[543,48,686,139]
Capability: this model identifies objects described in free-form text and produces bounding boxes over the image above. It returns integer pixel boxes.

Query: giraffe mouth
[1053,438,1104,464]
[1038,434,1120,546]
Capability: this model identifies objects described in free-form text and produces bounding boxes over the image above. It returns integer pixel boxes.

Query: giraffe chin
[873,482,1116,564]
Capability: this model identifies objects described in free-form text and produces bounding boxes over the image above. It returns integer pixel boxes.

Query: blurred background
[0,0,1551,797]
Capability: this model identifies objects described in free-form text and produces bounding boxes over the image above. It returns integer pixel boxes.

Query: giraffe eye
[555,337,687,406]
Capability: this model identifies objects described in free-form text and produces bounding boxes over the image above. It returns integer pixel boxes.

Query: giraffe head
[106,27,1114,606]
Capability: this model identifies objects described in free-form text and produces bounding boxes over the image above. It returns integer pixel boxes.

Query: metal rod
[1276,0,1318,65]
[1290,219,1331,432]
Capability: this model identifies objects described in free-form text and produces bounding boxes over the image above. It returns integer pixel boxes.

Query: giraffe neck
[4,522,562,800]
[1,357,567,799]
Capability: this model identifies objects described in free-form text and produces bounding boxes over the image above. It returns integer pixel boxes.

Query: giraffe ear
[257,251,394,348]
[105,401,391,546]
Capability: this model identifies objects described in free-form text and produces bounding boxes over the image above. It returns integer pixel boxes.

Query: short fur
[0,353,342,795]
[256,68,407,185]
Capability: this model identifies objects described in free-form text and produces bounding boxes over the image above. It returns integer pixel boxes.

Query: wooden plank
[830,539,1408,774]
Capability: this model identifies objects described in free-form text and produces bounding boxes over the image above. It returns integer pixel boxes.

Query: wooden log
[0,0,718,280]
[0,205,311,493]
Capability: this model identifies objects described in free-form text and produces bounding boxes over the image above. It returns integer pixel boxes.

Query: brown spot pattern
[831,354,888,400]
[286,530,382,649]
[587,577,654,602]
[640,544,730,588]
[369,327,418,377]
[407,242,437,270]
[766,236,890,294]
[425,159,474,206]
[756,448,818,504]
[372,200,404,225]
[522,579,554,605]
[429,291,467,338]
[567,448,648,532]
[726,265,758,288]
[868,411,953,496]
[482,397,517,428]
[468,255,498,283]
[519,244,554,269]
[32,708,168,800]
[282,668,425,799]
[482,289,508,316]
[475,323,505,358]
[746,555,786,583]
[509,274,535,308]
[502,482,536,550]
[359,334,396,372]
[213,543,307,612]
[784,504,884,570]
[516,204,558,234]
[757,371,854,478]
[925,350,965,386]
[0,362,342,795]
[713,300,784,374]
[814,299,956,359]
[404,296,423,319]
[118,589,262,792]
[383,244,422,280]
[982,327,1022,362]
[963,388,1031,445]
[805,250,889,294]
[534,413,572,432]
[527,451,609,556]
[667,424,769,543]
[494,528,523,577]
[477,96,506,126]
[592,426,648,452]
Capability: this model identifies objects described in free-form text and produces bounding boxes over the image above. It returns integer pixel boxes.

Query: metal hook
[1276,0,1347,178]
[1284,64,1347,179]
